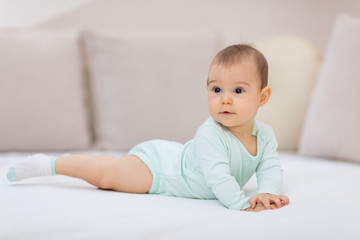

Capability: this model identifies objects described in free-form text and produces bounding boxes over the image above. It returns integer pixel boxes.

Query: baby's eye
[235,88,244,94]
[213,87,221,93]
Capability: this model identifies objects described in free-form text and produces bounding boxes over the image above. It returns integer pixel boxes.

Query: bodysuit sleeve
[255,127,283,195]
[194,125,251,210]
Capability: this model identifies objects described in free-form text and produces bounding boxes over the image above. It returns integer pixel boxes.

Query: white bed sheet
[1,151,359,240]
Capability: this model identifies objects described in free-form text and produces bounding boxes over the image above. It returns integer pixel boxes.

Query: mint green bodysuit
[128,117,283,210]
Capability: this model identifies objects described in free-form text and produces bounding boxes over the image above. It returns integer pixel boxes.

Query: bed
[1,151,359,240]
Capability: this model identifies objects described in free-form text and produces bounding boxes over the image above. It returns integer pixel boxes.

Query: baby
[7,44,289,212]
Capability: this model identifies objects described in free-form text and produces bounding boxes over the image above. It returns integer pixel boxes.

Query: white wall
[1,0,360,51]
[38,0,360,53]
[0,0,93,28]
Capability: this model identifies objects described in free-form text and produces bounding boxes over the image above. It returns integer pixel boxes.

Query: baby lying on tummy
[7,44,289,212]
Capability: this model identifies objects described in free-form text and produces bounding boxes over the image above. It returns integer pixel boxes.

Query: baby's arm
[254,128,289,210]
[195,126,251,210]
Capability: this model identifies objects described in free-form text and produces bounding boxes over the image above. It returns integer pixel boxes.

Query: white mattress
[1,151,359,240]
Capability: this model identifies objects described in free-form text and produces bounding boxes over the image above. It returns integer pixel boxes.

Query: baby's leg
[7,154,153,194]
[56,154,153,193]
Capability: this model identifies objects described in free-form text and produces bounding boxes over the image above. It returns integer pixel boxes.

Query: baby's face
[207,59,264,133]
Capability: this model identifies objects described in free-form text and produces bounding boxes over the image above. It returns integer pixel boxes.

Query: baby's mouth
[221,111,234,115]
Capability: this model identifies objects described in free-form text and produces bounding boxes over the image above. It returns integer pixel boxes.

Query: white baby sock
[7,154,57,182]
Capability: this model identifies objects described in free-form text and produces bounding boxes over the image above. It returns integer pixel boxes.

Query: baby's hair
[209,44,268,89]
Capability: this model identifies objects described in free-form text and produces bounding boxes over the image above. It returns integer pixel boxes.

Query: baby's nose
[221,94,233,105]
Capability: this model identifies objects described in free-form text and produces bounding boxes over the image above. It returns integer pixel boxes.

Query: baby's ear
[259,86,271,107]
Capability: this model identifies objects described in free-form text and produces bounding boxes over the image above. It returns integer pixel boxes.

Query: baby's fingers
[262,200,272,209]
[279,195,290,206]
[270,203,278,210]
[272,198,283,209]
[249,197,258,209]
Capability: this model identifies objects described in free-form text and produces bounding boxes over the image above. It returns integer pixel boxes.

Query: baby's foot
[7,154,57,182]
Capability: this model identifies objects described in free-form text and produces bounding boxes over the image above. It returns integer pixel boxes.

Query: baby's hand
[242,203,267,212]
[242,202,283,212]
[249,193,289,210]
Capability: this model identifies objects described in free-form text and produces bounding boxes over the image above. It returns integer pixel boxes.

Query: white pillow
[0,30,91,151]
[84,31,218,151]
[298,13,360,163]
[256,35,321,150]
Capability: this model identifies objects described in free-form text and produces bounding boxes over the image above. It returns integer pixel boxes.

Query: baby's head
[206,44,271,131]
[208,44,268,89]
